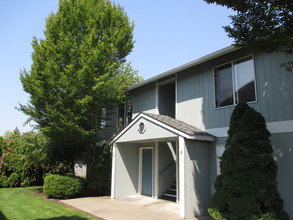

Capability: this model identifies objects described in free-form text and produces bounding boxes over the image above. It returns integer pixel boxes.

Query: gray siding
[184,140,211,218]
[271,133,293,219]
[131,82,157,114]
[114,143,139,198]
[176,50,293,129]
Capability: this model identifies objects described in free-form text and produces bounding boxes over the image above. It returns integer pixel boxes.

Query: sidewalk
[61,196,212,220]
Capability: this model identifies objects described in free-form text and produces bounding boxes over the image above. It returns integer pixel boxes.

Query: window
[214,56,256,108]
[118,97,133,126]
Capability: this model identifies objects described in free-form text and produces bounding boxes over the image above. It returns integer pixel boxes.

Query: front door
[142,148,152,196]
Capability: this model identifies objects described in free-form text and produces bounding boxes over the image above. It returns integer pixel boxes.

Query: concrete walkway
[61,196,211,220]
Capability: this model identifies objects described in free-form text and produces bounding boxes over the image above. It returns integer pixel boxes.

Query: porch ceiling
[110,112,215,145]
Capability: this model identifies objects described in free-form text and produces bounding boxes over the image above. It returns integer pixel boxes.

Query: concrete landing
[61,195,212,220]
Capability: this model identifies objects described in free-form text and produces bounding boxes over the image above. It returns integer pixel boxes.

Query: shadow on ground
[0,212,8,220]
[35,216,90,220]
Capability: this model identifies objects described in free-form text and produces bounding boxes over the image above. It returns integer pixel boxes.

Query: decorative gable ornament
[138,122,146,134]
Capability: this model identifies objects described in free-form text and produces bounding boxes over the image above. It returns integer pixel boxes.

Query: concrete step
[161,193,176,202]
[167,188,176,195]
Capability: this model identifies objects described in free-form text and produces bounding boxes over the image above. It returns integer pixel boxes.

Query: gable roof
[128,45,239,91]
[110,112,215,145]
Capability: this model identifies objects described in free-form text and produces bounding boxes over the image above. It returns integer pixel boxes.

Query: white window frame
[213,55,257,109]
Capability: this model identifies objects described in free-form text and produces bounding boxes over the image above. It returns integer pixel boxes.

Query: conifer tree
[208,102,288,220]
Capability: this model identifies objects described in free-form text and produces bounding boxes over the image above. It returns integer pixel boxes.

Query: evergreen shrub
[43,174,84,199]
[208,102,288,220]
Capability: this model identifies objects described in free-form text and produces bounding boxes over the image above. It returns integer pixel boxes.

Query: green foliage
[6,172,20,187]
[208,102,289,220]
[84,144,111,195]
[49,161,73,176]
[43,174,84,199]
[0,131,50,187]
[204,0,292,70]
[19,0,141,163]
[0,174,8,188]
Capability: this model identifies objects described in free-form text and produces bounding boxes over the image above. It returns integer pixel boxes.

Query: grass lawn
[0,187,96,220]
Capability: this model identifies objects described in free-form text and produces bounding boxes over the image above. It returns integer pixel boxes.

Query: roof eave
[128,45,239,91]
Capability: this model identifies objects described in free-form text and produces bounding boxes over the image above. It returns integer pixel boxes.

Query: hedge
[43,174,84,199]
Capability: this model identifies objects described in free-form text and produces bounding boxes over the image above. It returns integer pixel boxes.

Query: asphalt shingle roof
[143,112,214,138]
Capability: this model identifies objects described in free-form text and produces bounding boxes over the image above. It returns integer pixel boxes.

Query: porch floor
[61,195,212,220]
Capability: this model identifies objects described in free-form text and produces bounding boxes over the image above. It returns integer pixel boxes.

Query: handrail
[159,160,176,176]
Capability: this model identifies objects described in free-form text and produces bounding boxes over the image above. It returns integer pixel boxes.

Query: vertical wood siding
[131,82,157,114]
[176,50,293,129]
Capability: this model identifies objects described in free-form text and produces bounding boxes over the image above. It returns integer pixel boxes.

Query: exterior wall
[113,143,139,198]
[184,139,211,218]
[131,82,157,115]
[176,50,293,130]
[271,133,293,219]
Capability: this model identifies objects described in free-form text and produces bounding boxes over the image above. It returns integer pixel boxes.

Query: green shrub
[208,102,289,220]
[43,174,84,199]
[0,174,8,188]
[6,172,20,187]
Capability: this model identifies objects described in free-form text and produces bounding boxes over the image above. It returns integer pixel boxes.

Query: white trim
[154,142,159,199]
[179,136,185,218]
[267,120,293,134]
[167,142,177,161]
[110,112,215,145]
[155,82,159,114]
[206,120,293,137]
[176,139,179,203]
[110,144,117,199]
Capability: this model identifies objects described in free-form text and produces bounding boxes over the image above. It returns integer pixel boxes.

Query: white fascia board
[128,45,238,91]
[110,112,215,145]
[109,112,143,145]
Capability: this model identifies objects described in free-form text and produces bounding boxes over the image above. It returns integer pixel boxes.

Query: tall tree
[19,0,140,164]
[204,0,293,70]
[208,102,288,220]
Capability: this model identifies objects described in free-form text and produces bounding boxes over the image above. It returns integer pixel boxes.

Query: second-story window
[118,97,133,126]
[214,56,256,108]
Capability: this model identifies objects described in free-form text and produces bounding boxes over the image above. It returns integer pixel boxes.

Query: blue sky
[0,0,234,135]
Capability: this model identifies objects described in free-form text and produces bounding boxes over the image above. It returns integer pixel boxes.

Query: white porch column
[111,143,117,199]
[154,142,159,199]
[176,139,179,203]
[179,136,185,218]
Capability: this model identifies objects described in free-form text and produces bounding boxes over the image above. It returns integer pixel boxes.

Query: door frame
[138,147,154,196]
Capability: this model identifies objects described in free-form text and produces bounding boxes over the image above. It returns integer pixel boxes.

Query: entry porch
[110,112,215,218]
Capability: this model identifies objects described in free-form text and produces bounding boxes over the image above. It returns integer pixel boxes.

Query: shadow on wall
[271,133,293,220]
[186,141,211,218]
[118,143,140,194]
